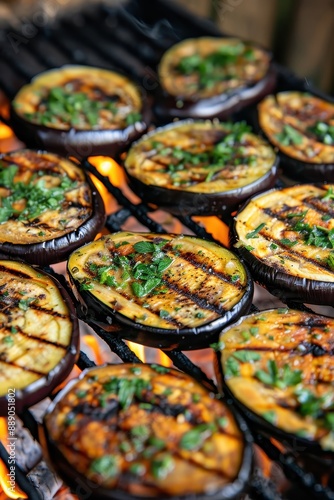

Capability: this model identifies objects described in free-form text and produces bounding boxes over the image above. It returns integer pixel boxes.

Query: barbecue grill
[0,1,333,499]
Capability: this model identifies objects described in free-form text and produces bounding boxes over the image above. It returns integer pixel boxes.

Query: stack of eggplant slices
[0,34,333,500]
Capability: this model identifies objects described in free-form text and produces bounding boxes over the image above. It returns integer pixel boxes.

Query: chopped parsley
[0,163,77,224]
[255,360,302,389]
[275,125,303,146]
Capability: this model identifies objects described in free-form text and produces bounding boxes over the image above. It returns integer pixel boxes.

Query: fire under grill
[0,0,333,499]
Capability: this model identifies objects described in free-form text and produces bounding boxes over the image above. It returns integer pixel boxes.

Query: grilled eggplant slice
[124,120,278,216]
[155,37,276,121]
[67,231,253,350]
[0,259,79,414]
[232,183,334,305]
[216,309,334,454]
[0,149,105,266]
[42,363,253,500]
[258,91,334,181]
[10,65,149,158]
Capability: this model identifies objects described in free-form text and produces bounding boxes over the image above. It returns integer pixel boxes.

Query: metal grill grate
[0,1,333,499]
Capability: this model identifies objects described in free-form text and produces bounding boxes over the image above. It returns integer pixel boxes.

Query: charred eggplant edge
[230,186,334,306]
[66,235,254,351]
[0,150,106,266]
[40,363,254,500]
[122,120,279,216]
[0,264,79,415]
[214,309,334,456]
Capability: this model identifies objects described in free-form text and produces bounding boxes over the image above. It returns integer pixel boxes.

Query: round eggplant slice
[10,65,149,158]
[232,183,334,305]
[67,231,253,350]
[42,363,253,500]
[0,149,105,266]
[216,309,334,455]
[0,259,79,415]
[123,120,278,216]
[155,37,276,121]
[258,91,334,182]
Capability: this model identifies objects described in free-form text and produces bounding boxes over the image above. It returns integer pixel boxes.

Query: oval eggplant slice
[10,65,149,158]
[42,363,253,500]
[258,91,334,182]
[216,309,334,455]
[0,149,105,266]
[232,183,334,305]
[0,259,79,415]
[155,37,276,121]
[67,231,253,350]
[124,120,278,216]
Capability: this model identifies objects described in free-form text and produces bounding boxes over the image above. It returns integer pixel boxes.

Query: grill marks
[220,309,334,449]
[0,260,74,391]
[124,121,276,194]
[68,232,248,330]
[0,150,93,245]
[45,365,246,496]
[235,184,334,279]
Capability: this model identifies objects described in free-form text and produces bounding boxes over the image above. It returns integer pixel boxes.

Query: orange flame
[127,341,145,362]
[0,418,27,499]
[83,335,105,365]
[0,123,12,140]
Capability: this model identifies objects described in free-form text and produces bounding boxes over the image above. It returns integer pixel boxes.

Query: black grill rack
[0,1,333,499]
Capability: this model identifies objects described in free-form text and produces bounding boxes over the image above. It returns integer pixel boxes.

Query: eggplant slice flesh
[67,231,253,350]
[156,37,275,120]
[258,91,334,181]
[232,183,334,305]
[0,149,105,266]
[0,259,79,414]
[10,65,149,157]
[124,120,278,216]
[42,363,253,500]
[217,308,334,454]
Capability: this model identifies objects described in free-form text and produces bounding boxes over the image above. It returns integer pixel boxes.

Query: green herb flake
[129,463,146,476]
[225,356,240,377]
[233,350,261,363]
[90,455,119,478]
[246,223,266,239]
[262,410,277,425]
[2,335,14,346]
[159,309,169,318]
[179,423,216,451]
[151,453,174,479]
[151,364,170,374]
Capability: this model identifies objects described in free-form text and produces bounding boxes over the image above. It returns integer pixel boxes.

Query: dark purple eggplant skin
[9,104,151,159]
[230,198,334,306]
[0,162,106,267]
[0,268,79,416]
[40,364,254,500]
[154,67,277,122]
[67,262,254,351]
[214,348,333,459]
[253,107,334,183]
[268,149,334,183]
[125,160,279,217]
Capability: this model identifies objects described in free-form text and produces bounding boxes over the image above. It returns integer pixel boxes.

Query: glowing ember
[0,123,12,140]
[0,418,27,499]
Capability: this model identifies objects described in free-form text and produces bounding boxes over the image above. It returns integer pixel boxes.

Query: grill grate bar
[85,160,166,233]
[77,350,97,370]
[163,350,217,393]
[254,434,334,500]
[60,17,145,82]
